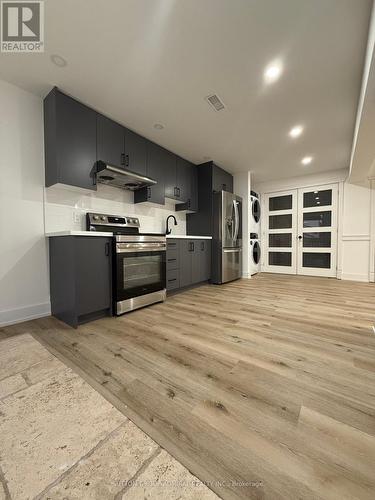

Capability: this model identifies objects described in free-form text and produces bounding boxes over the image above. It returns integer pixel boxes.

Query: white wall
[44,185,186,235]
[340,181,373,282]
[233,171,251,278]
[255,169,375,282]
[0,80,50,326]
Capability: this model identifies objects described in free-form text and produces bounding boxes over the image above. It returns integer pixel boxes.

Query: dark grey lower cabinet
[49,236,112,327]
[166,238,211,292]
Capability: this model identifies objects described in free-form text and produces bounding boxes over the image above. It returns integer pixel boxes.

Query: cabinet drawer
[167,239,179,250]
[167,250,179,271]
[166,269,180,290]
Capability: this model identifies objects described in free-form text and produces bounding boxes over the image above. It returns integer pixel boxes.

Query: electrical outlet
[72,211,81,224]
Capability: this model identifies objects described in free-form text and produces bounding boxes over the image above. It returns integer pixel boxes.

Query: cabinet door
[124,128,147,176]
[176,157,191,202]
[179,240,193,288]
[212,164,233,193]
[191,240,201,284]
[189,164,198,211]
[199,240,211,281]
[134,142,165,204]
[45,89,97,190]
[75,237,112,316]
[97,114,126,168]
[164,151,178,200]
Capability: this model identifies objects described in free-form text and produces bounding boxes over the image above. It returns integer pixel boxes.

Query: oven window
[123,254,162,289]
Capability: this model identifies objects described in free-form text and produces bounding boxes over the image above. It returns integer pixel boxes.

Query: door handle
[298,235,302,240]
[125,154,129,167]
[105,241,110,256]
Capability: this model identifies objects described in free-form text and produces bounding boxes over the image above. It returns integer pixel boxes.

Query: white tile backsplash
[44,184,186,235]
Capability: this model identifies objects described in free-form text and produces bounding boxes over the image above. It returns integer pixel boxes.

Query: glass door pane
[297,184,338,278]
[263,190,297,274]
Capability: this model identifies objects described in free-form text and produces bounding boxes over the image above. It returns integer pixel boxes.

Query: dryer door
[253,241,261,264]
[252,198,261,224]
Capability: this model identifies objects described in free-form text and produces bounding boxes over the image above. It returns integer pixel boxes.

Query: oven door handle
[116,243,166,253]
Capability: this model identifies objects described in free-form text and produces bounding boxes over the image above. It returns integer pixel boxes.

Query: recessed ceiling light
[317,201,320,205]
[153,123,164,130]
[313,190,318,194]
[264,60,283,84]
[289,125,303,138]
[301,156,313,165]
[50,54,67,67]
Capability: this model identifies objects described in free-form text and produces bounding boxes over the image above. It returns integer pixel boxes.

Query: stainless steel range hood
[95,161,156,191]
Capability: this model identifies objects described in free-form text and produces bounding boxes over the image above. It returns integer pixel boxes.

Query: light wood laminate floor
[10,274,375,500]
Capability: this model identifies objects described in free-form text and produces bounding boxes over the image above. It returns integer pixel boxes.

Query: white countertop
[45,231,113,237]
[45,231,212,239]
[166,235,212,239]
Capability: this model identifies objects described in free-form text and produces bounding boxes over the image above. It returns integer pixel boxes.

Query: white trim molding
[342,234,371,241]
[341,273,370,283]
[0,302,51,327]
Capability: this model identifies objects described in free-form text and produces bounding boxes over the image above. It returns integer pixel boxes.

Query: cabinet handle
[201,241,204,251]
[187,199,191,208]
[189,242,194,252]
[121,153,125,165]
[147,187,151,199]
[168,278,177,282]
[105,242,110,256]
[222,183,226,191]
[177,187,181,197]
[174,187,178,197]
[168,258,176,262]
[125,154,129,167]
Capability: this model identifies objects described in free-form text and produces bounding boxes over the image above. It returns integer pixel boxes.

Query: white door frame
[262,183,339,278]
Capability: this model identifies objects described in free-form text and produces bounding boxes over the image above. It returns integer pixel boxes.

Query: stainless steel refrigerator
[212,191,242,284]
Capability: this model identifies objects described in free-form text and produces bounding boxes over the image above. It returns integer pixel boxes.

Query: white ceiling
[0,0,372,182]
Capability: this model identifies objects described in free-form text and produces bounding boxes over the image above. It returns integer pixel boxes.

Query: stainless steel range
[87,213,166,315]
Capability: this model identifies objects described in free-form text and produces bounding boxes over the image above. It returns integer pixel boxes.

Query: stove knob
[93,215,99,221]
[101,216,106,221]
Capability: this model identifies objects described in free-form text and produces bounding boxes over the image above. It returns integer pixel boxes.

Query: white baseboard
[340,273,369,283]
[0,302,51,327]
[242,272,251,279]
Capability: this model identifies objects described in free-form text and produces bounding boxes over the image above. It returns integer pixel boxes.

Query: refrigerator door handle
[223,248,242,253]
[233,200,239,242]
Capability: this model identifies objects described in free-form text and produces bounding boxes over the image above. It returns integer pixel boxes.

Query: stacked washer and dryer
[250,190,261,275]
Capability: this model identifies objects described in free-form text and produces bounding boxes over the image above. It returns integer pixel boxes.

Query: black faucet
[166,215,177,235]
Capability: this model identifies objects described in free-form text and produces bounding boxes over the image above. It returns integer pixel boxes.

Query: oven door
[115,246,166,304]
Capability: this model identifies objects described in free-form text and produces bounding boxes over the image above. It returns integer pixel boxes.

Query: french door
[263,184,338,277]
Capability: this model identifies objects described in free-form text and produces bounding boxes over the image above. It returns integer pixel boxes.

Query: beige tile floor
[0,333,219,500]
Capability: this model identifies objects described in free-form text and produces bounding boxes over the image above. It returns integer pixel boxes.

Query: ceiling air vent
[205,94,225,112]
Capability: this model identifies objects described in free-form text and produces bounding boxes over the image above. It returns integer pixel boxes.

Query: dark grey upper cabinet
[186,161,233,236]
[44,88,97,190]
[124,128,148,176]
[97,114,126,167]
[212,164,233,193]
[175,158,198,212]
[134,141,165,205]
[176,157,191,201]
[164,151,178,199]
